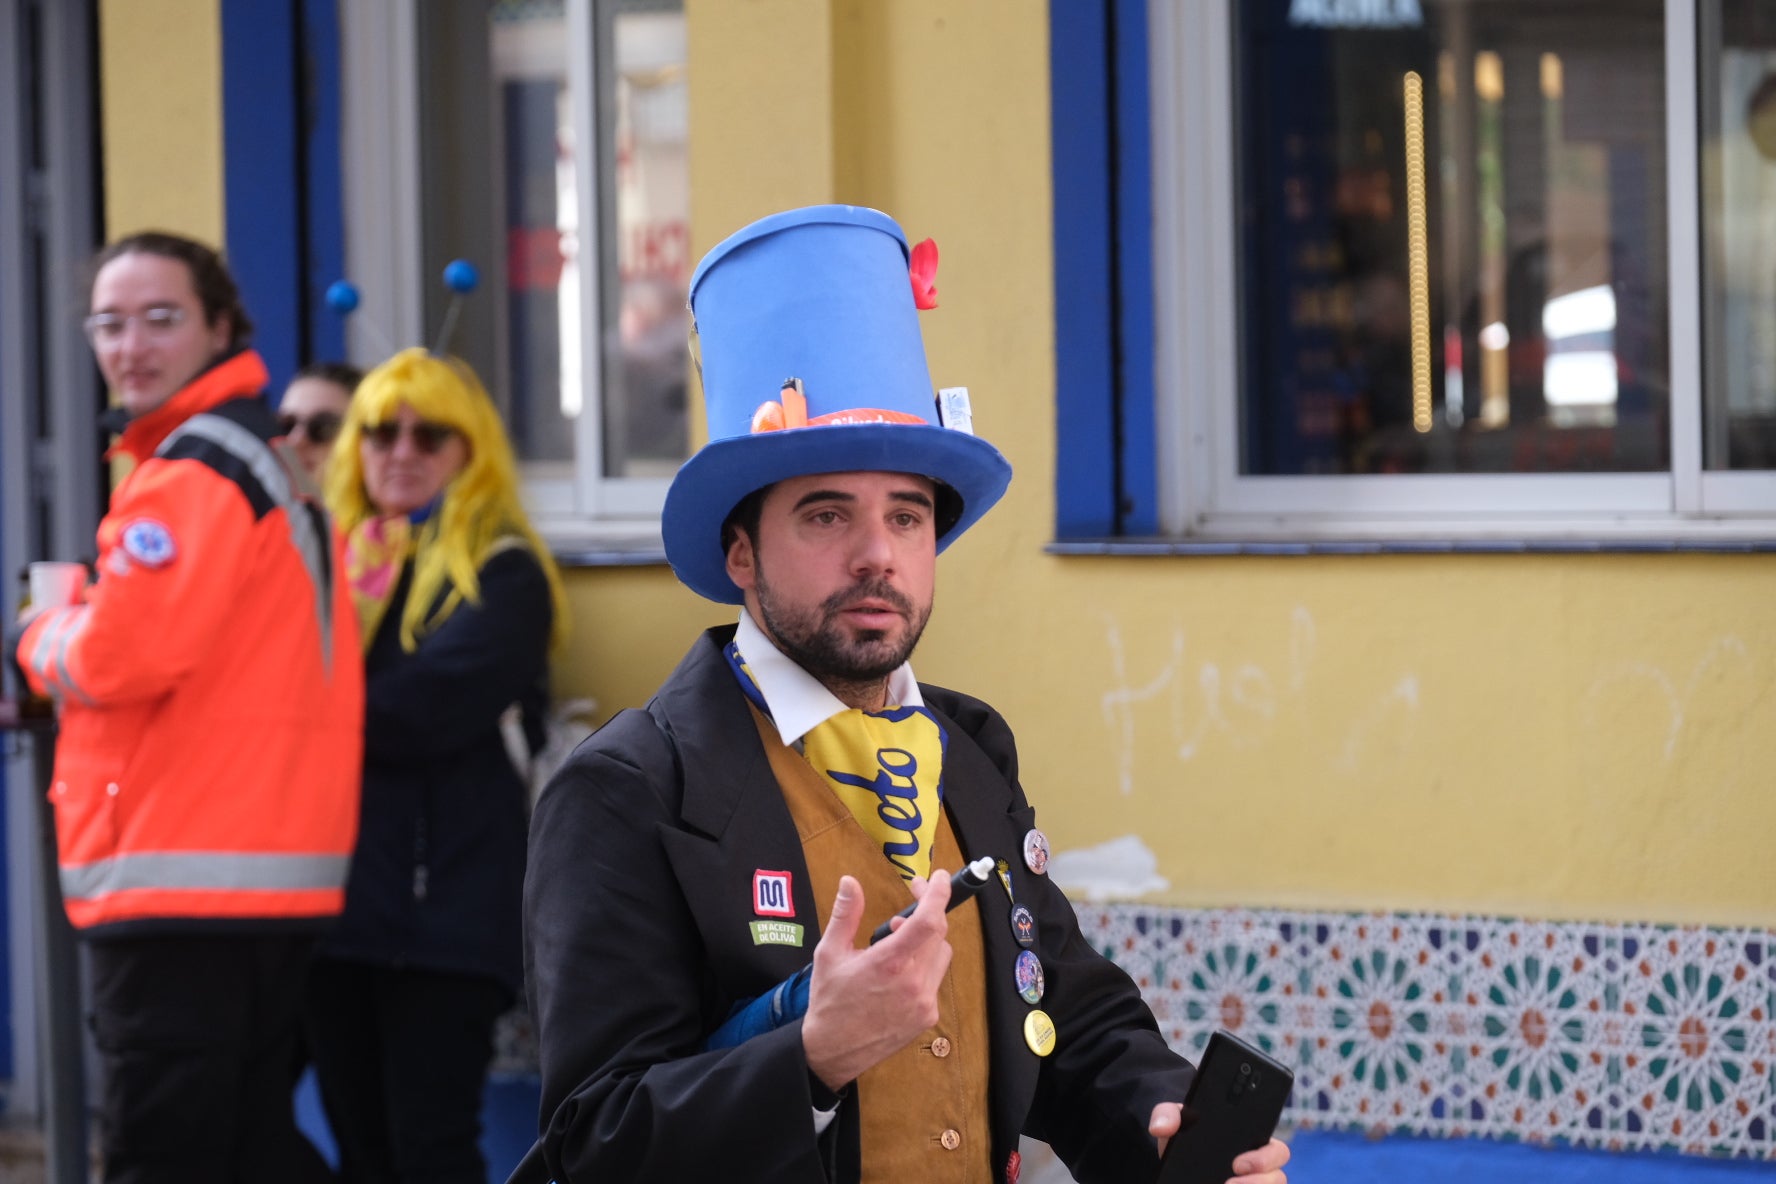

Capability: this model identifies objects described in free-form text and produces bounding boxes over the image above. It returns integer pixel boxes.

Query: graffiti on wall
[1099,607,1421,793]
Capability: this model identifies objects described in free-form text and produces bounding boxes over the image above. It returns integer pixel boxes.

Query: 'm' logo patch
[752,870,794,917]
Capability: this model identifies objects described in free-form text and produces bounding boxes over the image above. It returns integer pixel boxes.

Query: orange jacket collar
[112,350,271,462]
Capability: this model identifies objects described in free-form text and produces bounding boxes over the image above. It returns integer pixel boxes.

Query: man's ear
[725,528,757,593]
[208,312,234,356]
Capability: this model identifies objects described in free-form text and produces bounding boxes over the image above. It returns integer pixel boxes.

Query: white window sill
[537,518,668,568]
[1048,527,1776,558]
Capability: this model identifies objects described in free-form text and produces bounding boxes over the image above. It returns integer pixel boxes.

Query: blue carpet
[1286,1129,1776,1182]
[294,1069,541,1184]
[481,1074,543,1180]
[299,1075,1776,1184]
[291,1070,336,1169]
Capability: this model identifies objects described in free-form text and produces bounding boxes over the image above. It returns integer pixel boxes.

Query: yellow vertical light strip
[1474,50,1508,424]
[1540,52,1564,100]
[1404,71,1432,433]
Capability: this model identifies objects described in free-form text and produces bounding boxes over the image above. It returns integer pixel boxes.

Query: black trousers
[86,932,333,1184]
[303,957,508,1184]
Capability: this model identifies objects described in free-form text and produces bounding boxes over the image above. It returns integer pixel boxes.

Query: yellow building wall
[636,0,1776,931]
[92,0,1776,932]
[98,0,224,242]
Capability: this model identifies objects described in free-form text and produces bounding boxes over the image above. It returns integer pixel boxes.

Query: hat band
[749,377,928,434]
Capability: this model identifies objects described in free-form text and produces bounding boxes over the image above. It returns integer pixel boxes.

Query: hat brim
[662,424,1013,604]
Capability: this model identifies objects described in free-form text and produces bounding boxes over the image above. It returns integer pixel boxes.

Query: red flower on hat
[909,237,939,310]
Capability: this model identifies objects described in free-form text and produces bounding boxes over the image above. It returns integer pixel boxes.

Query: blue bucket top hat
[662,204,1012,604]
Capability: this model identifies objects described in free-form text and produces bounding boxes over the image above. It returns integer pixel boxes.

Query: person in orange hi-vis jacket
[7,231,361,1184]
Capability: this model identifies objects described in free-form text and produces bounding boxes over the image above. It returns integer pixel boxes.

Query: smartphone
[1155,1030,1294,1184]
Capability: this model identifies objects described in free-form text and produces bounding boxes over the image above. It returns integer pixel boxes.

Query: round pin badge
[1014,950,1045,1004]
[1010,904,1036,947]
[120,518,177,569]
[1022,828,1050,876]
[1022,1008,1056,1057]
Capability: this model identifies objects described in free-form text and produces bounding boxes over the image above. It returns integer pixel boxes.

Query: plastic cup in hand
[27,562,87,610]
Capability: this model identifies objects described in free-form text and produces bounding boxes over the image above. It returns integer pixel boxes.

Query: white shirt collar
[735,609,923,748]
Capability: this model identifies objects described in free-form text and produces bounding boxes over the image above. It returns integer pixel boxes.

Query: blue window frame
[220,0,347,392]
[1054,0,1776,551]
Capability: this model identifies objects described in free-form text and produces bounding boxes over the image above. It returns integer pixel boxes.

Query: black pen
[868,856,997,945]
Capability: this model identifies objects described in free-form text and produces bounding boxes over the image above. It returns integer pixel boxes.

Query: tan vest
[752,707,994,1184]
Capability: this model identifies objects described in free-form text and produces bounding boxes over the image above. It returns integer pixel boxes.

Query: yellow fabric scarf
[343,514,413,651]
[726,639,947,880]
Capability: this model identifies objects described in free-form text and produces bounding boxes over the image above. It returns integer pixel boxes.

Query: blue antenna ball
[443,259,480,294]
[324,281,360,315]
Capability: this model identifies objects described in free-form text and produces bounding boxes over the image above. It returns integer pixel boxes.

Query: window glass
[600,8,690,478]
[1234,0,1668,475]
[495,13,574,467]
[424,0,688,497]
[1702,0,1776,471]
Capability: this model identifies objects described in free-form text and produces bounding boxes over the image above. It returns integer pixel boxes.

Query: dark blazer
[523,625,1192,1184]
[323,543,552,996]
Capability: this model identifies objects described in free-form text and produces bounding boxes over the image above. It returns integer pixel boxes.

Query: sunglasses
[363,419,458,455]
[276,410,344,445]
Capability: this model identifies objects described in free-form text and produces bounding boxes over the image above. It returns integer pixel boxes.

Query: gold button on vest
[753,707,993,1184]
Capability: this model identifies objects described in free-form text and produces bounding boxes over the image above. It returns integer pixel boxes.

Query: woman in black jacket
[307,348,568,1184]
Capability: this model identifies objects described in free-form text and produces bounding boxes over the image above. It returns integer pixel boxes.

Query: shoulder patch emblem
[120,518,177,569]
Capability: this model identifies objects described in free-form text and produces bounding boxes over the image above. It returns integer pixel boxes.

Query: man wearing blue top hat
[520,206,1290,1184]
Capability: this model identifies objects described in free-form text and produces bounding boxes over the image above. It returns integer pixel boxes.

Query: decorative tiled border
[1074,906,1775,1160]
[492,904,1774,1160]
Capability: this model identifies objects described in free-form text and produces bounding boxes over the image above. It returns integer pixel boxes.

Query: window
[1143,0,1776,540]
[343,0,688,538]
[1702,1,1776,484]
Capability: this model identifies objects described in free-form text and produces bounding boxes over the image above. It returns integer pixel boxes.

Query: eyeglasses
[363,419,458,455]
[83,306,188,344]
[276,411,344,446]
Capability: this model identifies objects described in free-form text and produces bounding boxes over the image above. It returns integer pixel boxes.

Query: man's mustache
[821,579,914,618]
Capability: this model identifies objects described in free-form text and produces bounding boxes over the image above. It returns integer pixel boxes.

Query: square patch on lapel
[752,869,795,917]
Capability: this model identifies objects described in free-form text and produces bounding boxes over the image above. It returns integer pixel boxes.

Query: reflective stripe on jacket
[16,352,363,932]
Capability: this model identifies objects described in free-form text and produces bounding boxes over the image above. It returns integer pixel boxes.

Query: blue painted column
[302,0,346,367]
[1048,0,1157,538]
[220,0,302,390]
[1050,0,1119,538]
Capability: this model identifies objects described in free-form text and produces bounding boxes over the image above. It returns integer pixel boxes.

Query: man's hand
[1149,1103,1290,1183]
[800,872,953,1091]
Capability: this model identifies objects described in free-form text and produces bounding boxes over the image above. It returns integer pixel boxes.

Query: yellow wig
[327,348,569,653]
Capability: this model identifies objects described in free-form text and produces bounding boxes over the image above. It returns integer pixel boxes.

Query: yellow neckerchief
[726,638,947,881]
[343,513,415,651]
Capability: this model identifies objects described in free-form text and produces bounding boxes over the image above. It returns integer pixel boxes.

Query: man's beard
[754,564,932,688]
